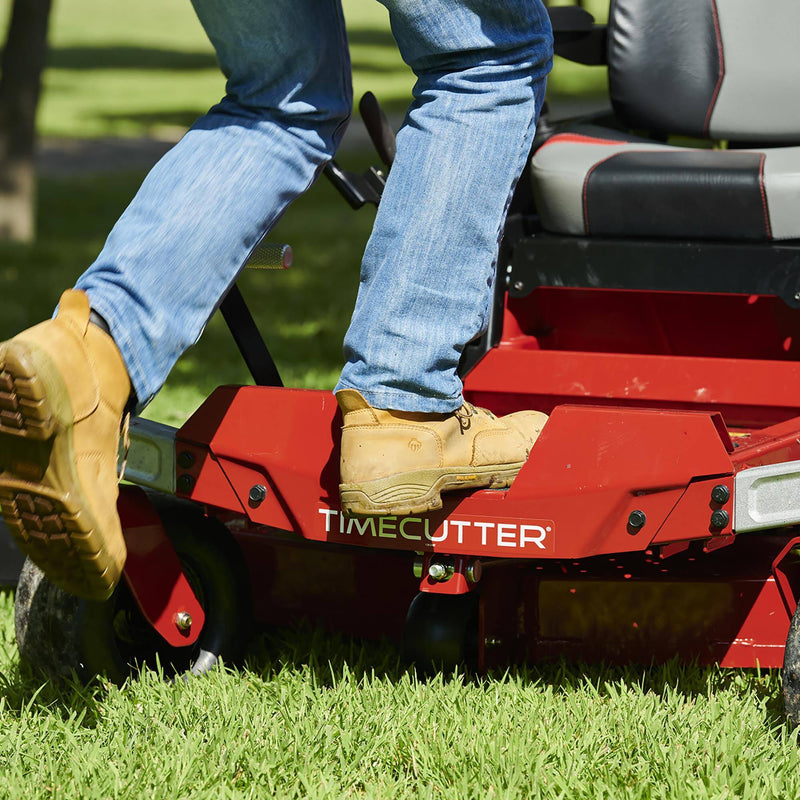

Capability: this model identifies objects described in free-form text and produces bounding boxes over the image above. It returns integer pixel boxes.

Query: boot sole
[339,462,524,517]
[0,340,118,600]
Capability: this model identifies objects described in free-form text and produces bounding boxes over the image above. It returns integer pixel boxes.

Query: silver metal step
[734,459,800,532]
[119,416,177,494]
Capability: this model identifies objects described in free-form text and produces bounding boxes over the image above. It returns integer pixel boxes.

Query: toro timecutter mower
[11,0,800,724]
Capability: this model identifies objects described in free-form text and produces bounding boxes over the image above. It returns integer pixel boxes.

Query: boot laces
[455,402,475,431]
[454,402,496,431]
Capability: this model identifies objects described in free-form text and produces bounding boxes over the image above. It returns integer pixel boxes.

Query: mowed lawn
[1,0,800,797]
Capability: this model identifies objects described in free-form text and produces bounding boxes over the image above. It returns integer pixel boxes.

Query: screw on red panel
[428,560,454,582]
[176,474,194,494]
[711,484,730,504]
[627,510,646,533]
[248,484,267,507]
[177,450,195,470]
[174,611,192,633]
[711,509,729,530]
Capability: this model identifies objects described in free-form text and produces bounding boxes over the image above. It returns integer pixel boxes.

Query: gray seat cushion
[531,131,800,241]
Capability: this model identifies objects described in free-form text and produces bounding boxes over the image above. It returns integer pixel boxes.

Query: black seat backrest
[608,0,800,142]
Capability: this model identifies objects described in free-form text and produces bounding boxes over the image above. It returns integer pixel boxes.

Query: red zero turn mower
[15,1,800,722]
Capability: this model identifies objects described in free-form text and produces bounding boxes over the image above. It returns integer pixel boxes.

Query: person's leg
[79,0,352,409]
[337,0,553,412]
[0,0,352,599]
[335,0,553,516]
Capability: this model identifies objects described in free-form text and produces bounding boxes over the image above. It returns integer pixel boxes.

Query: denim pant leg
[75,0,352,408]
[335,0,553,413]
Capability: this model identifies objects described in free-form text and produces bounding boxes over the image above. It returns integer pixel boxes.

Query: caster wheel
[15,494,251,684]
[783,599,800,725]
[402,591,478,672]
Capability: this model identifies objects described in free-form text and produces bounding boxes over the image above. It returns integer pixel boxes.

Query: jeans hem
[80,290,153,413]
[333,382,463,414]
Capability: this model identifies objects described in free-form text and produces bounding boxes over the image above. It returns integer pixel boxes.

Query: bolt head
[428,562,447,580]
[710,509,729,530]
[177,474,195,494]
[248,484,267,505]
[177,450,195,469]
[711,484,730,504]
[174,611,192,631]
[628,510,646,531]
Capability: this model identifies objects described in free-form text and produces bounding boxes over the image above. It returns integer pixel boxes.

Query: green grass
[32,0,413,138]
[6,0,610,139]
[0,587,797,799]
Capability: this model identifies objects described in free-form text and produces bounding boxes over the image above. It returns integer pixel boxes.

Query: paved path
[36,98,609,177]
[35,115,396,177]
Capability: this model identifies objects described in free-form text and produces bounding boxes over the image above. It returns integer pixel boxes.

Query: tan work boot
[336,389,548,517]
[0,290,131,600]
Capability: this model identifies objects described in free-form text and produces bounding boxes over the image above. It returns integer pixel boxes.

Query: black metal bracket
[324,160,386,210]
[219,283,282,387]
[509,234,800,308]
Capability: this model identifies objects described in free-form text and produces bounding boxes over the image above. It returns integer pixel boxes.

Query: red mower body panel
[119,287,800,672]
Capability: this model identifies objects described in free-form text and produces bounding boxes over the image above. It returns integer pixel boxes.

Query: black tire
[783,600,800,725]
[15,494,251,684]
[402,591,479,672]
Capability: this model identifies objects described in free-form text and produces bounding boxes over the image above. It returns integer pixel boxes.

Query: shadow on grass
[0,606,790,736]
[47,45,218,71]
[0,665,107,729]
[244,623,793,734]
[0,591,105,729]
[347,29,397,49]
[97,109,208,131]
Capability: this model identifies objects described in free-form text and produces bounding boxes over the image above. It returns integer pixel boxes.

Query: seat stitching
[758,153,772,239]
[703,0,726,136]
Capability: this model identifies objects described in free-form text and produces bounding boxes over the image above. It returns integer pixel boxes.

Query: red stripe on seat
[537,133,628,152]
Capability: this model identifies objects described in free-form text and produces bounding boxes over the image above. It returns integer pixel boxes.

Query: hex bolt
[177,450,195,470]
[428,559,455,582]
[627,510,646,532]
[174,611,192,632]
[711,509,730,530]
[513,281,524,292]
[248,484,267,506]
[711,484,730,504]
[176,474,195,494]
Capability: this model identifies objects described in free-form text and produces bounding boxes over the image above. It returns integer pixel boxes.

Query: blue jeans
[76,0,553,413]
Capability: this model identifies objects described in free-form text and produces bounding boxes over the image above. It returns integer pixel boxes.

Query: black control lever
[358,91,396,168]
[323,160,385,209]
[323,91,396,209]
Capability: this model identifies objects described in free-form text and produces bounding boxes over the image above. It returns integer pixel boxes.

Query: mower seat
[531,0,800,243]
[531,131,800,241]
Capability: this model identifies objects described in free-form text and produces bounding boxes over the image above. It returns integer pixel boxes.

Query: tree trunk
[0,0,52,242]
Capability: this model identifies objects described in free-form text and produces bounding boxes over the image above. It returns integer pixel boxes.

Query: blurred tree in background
[0,0,52,242]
